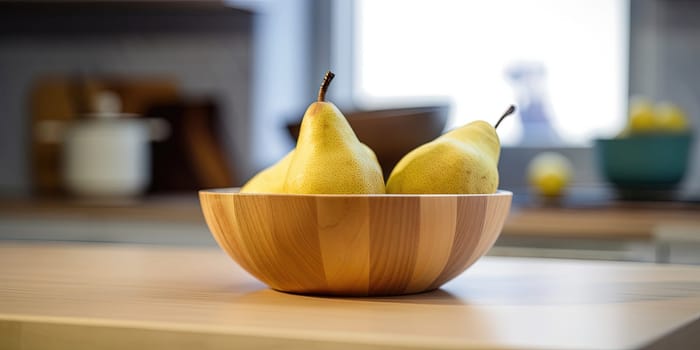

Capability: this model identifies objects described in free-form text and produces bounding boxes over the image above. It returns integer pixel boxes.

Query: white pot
[63,118,151,198]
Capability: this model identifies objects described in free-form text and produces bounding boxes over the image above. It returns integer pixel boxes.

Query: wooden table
[1,243,700,349]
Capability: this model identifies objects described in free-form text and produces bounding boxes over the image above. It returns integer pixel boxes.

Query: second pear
[386,106,515,194]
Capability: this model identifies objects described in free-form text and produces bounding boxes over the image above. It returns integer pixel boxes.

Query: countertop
[2,242,700,349]
[505,202,700,239]
[0,195,700,239]
[1,195,699,241]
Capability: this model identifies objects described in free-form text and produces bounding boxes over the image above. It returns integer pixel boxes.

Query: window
[353,0,629,146]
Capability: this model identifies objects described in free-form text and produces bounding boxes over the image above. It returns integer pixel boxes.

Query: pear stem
[494,105,516,129]
[318,71,335,102]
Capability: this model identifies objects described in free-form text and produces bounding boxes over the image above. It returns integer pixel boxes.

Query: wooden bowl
[199,189,512,296]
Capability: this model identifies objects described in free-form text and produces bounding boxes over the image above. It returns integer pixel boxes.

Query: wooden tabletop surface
[1,242,700,349]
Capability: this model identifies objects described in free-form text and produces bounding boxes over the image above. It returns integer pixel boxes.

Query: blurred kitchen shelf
[1,196,699,262]
[0,195,214,246]
[0,195,204,223]
[499,202,700,264]
[504,203,700,240]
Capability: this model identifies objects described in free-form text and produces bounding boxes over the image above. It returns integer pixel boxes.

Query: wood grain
[1,243,700,350]
[405,196,457,294]
[429,197,487,290]
[368,196,421,295]
[316,196,371,295]
[200,190,513,296]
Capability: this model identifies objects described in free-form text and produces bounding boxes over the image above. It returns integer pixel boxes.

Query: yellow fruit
[655,102,689,132]
[241,142,378,194]
[628,99,656,133]
[240,150,294,193]
[362,143,380,164]
[527,152,572,197]
[284,71,385,194]
[386,106,515,194]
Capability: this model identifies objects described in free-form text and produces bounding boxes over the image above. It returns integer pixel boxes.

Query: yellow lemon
[655,102,689,132]
[527,152,573,197]
[628,98,656,133]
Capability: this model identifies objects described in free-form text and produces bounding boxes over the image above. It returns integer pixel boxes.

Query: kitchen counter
[1,196,698,241]
[2,197,699,263]
[506,203,700,239]
[2,242,700,349]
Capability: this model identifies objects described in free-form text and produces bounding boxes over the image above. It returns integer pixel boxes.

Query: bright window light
[354,0,629,146]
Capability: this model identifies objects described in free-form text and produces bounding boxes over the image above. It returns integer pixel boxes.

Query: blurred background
[0,0,698,263]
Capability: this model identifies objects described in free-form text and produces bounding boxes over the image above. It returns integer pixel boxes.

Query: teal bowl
[594,134,693,196]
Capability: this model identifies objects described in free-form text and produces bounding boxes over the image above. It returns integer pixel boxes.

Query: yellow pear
[361,143,380,165]
[240,150,294,193]
[386,106,515,194]
[242,144,377,193]
[284,71,385,194]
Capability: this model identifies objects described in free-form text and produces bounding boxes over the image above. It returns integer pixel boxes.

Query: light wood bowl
[199,189,512,296]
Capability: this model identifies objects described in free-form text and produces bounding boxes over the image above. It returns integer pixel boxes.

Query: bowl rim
[199,188,513,198]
